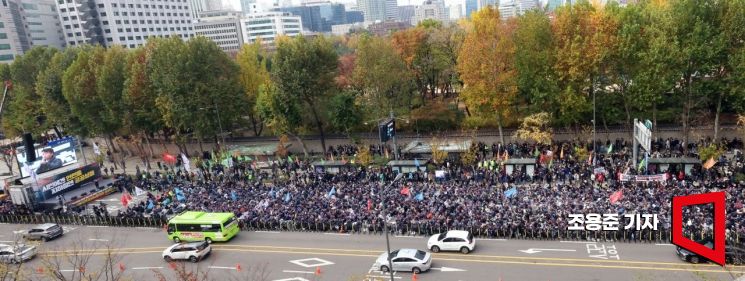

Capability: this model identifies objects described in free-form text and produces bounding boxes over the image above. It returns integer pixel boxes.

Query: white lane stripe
[89,239,109,242]
[254,231,280,234]
[559,241,597,244]
[323,233,350,236]
[394,236,422,239]
[655,244,675,246]
[0,240,16,243]
[208,266,236,270]
[59,269,76,272]
[87,226,109,228]
[367,275,402,279]
[132,267,163,270]
[282,270,314,274]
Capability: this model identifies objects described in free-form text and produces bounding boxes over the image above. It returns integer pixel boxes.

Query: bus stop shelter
[648,157,700,175]
[504,158,537,177]
[387,159,429,173]
[311,160,351,174]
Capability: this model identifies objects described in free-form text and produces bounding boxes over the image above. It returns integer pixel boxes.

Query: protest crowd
[1,137,744,243]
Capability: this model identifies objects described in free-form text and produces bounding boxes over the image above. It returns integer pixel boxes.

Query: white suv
[427,230,476,254]
[162,241,211,262]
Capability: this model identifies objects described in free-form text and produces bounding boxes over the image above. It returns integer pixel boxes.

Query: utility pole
[390,110,398,160]
[381,173,403,281]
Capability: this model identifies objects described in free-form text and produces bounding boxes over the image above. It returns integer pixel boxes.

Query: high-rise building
[397,5,415,24]
[413,0,447,25]
[0,0,65,63]
[464,0,477,17]
[280,1,346,33]
[240,0,255,13]
[517,0,537,13]
[194,10,242,52]
[189,0,223,18]
[57,0,195,48]
[477,0,496,10]
[384,0,396,20]
[0,0,28,63]
[22,0,66,49]
[356,0,385,22]
[240,12,302,44]
[498,0,517,18]
[345,10,363,23]
[448,4,461,20]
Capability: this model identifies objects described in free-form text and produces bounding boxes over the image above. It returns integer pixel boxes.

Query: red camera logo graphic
[671,192,725,266]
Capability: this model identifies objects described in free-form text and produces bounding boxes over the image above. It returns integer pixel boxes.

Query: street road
[0,224,742,281]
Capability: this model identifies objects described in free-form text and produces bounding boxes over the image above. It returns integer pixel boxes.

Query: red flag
[610,190,624,204]
[120,194,129,208]
[367,199,372,212]
[400,187,410,196]
[124,192,133,201]
[162,153,177,165]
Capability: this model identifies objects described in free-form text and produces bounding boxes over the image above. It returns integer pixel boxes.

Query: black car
[676,240,745,265]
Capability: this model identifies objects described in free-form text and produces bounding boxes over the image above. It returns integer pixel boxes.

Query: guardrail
[2,214,740,245]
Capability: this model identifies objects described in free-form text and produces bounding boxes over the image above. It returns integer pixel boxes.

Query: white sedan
[0,244,37,264]
[427,230,476,254]
[162,241,211,262]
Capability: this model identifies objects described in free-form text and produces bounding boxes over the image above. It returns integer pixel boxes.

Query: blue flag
[504,187,517,198]
[284,192,291,202]
[414,158,420,167]
[415,192,424,202]
[147,200,154,210]
[231,191,237,201]
[269,188,276,198]
[327,187,336,198]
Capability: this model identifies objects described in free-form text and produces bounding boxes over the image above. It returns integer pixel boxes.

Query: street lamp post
[381,173,404,281]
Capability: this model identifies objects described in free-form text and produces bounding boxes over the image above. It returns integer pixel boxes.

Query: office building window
[0,44,10,50]
[0,54,15,61]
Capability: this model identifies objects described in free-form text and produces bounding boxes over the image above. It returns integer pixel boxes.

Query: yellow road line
[213,244,745,269]
[38,246,745,274]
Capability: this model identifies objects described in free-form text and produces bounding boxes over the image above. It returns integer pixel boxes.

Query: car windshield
[389,250,399,258]
[438,233,446,241]
[415,250,426,260]
[195,243,207,251]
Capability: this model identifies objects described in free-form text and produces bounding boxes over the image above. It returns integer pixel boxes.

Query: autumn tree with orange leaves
[457,7,516,144]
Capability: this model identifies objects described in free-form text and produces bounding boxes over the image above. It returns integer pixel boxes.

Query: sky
[224,0,468,12]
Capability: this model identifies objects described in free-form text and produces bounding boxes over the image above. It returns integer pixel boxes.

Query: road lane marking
[132,267,163,270]
[255,231,280,234]
[560,241,597,244]
[88,239,109,242]
[366,275,402,279]
[282,270,314,274]
[36,244,745,269]
[656,244,675,246]
[323,233,350,236]
[209,266,237,270]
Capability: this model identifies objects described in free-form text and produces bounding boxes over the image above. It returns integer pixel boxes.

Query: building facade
[384,0,396,20]
[57,0,196,48]
[240,12,301,44]
[194,10,241,52]
[0,0,65,63]
[280,1,346,33]
[367,20,408,36]
[397,5,414,24]
[345,10,363,23]
[413,0,447,25]
[464,0,476,17]
[356,0,385,22]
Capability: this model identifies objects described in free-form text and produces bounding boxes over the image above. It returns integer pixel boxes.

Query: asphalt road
[0,224,743,281]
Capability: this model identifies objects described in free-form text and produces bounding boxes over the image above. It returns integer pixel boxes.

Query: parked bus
[166,211,239,243]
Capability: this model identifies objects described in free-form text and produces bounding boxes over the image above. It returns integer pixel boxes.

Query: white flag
[134,186,145,196]
[93,142,101,156]
[181,153,191,172]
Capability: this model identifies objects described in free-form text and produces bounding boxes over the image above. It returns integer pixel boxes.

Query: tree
[96,46,129,148]
[666,0,726,146]
[327,91,362,139]
[36,47,89,137]
[430,137,448,165]
[272,36,338,155]
[552,2,618,127]
[356,144,372,166]
[236,41,271,137]
[255,83,309,157]
[352,35,413,117]
[148,36,190,154]
[513,10,559,115]
[457,7,516,144]
[62,46,107,138]
[123,41,164,163]
[515,112,553,145]
[3,47,58,138]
